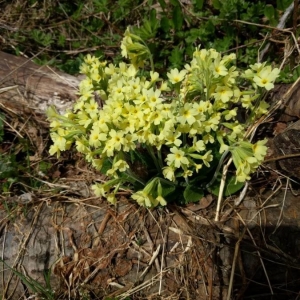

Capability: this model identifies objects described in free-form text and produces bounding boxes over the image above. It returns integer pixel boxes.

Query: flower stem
[206,149,230,189]
[125,169,146,186]
[157,149,164,171]
[146,144,161,173]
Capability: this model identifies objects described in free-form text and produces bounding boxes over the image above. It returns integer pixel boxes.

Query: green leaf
[0,258,55,299]
[169,46,184,68]
[38,161,52,173]
[158,0,167,10]
[134,11,159,40]
[31,29,53,46]
[193,0,204,10]
[71,2,84,20]
[276,0,293,10]
[224,177,244,196]
[293,65,300,81]
[150,8,157,25]
[213,36,234,52]
[100,158,112,174]
[161,16,170,32]
[212,0,222,9]
[58,34,66,47]
[169,0,180,5]
[264,4,275,21]
[172,5,183,31]
[210,175,244,197]
[0,154,18,180]
[160,180,176,198]
[184,185,204,203]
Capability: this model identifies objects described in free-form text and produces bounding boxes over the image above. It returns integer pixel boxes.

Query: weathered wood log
[0,51,80,115]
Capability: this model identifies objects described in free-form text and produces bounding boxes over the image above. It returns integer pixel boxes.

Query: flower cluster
[47,28,279,207]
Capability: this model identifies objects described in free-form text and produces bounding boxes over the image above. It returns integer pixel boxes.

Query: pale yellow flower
[50,132,66,151]
[146,88,163,107]
[49,144,60,156]
[167,68,187,84]
[166,147,189,168]
[89,128,107,148]
[106,193,117,205]
[164,131,182,147]
[131,191,153,207]
[84,54,96,65]
[163,166,176,182]
[214,86,233,103]
[194,140,205,152]
[183,169,193,178]
[177,103,198,125]
[213,58,228,77]
[155,195,167,206]
[150,71,160,82]
[92,183,109,197]
[108,129,124,151]
[76,139,89,153]
[252,139,268,161]
[150,110,164,125]
[84,99,99,118]
[253,67,280,90]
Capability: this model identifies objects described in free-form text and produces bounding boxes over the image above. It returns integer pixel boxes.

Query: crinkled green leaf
[264,5,275,21]
[184,185,204,203]
[172,5,183,31]
[210,175,244,197]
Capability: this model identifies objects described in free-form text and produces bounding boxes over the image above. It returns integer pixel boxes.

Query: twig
[194,250,208,297]
[140,244,161,278]
[215,158,232,221]
[234,182,249,207]
[0,85,18,94]
[80,244,127,286]
[259,2,295,61]
[92,210,111,247]
[142,224,161,273]
[271,178,289,235]
[147,209,167,295]
[118,270,168,300]
[227,228,245,300]
[0,114,24,138]
[264,152,300,163]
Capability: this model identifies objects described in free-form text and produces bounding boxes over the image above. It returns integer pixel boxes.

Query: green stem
[139,38,154,72]
[183,133,187,146]
[158,177,177,187]
[108,155,146,186]
[125,169,146,186]
[205,70,211,101]
[148,51,154,72]
[206,149,230,189]
[146,144,161,173]
[157,149,164,171]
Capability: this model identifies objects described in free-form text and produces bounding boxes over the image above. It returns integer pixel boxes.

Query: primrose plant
[47,27,279,207]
